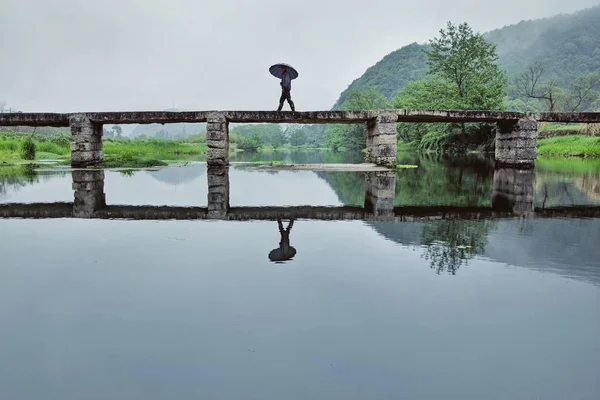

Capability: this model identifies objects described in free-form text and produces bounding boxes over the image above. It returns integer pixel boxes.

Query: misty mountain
[335,5,600,108]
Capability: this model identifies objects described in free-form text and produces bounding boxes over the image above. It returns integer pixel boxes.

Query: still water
[1,151,599,399]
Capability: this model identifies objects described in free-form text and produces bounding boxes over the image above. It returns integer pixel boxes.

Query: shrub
[20,138,36,160]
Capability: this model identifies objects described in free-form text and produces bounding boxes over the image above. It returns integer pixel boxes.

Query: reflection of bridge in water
[1,166,600,221]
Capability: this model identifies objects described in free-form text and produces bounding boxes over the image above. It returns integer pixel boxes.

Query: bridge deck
[1,110,599,127]
[1,203,599,222]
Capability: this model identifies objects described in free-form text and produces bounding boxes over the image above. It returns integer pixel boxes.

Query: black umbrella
[269,63,299,80]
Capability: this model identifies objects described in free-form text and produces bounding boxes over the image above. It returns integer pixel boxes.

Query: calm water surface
[1,151,599,399]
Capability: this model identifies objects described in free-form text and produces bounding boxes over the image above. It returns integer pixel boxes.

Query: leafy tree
[262,125,287,148]
[237,132,262,152]
[393,22,507,150]
[425,21,508,111]
[286,125,308,147]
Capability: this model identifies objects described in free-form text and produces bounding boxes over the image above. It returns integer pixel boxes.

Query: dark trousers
[278,88,295,111]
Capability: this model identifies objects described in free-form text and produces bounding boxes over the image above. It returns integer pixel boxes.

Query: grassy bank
[0,133,208,167]
[537,135,600,157]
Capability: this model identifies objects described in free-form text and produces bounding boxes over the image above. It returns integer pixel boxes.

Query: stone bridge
[1,109,598,168]
[1,167,600,222]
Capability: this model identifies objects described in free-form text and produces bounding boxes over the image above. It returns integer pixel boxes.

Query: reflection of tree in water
[420,220,496,275]
[119,169,136,177]
[0,165,38,197]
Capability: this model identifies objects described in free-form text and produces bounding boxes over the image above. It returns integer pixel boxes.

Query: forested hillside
[335,6,600,109]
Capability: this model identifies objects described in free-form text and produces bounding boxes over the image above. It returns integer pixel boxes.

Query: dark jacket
[281,71,292,90]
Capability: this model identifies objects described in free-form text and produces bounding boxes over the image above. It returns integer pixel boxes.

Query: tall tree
[515,61,562,111]
[425,22,508,111]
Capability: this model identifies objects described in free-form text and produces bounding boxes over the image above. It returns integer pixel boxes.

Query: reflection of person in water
[268,219,297,263]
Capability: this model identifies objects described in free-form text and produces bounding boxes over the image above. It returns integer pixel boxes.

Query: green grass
[103,139,206,157]
[539,122,586,133]
[537,135,600,157]
[397,164,419,169]
[536,157,600,175]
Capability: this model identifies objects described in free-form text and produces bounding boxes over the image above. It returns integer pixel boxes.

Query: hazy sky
[1,0,598,113]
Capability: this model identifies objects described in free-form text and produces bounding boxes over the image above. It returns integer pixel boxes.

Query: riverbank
[537,135,600,157]
[0,133,207,167]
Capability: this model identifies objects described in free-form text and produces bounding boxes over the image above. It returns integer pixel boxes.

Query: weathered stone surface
[495,130,538,140]
[69,115,103,136]
[4,202,600,221]
[71,134,102,144]
[72,170,105,182]
[364,170,396,217]
[207,122,226,131]
[492,168,535,215]
[207,112,227,123]
[496,147,537,160]
[206,118,229,166]
[70,142,103,152]
[72,181,104,191]
[495,138,537,149]
[207,140,227,149]
[207,130,227,141]
[207,148,228,160]
[72,169,106,218]
[366,156,396,169]
[2,110,600,128]
[207,167,230,217]
[368,122,397,136]
[495,118,538,166]
[71,150,103,164]
[371,133,398,146]
[372,144,396,158]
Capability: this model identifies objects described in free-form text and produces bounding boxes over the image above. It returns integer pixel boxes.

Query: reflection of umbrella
[268,247,297,262]
[268,219,297,263]
[269,63,299,80]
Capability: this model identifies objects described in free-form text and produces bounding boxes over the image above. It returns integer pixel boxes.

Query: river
[1,150,599,400]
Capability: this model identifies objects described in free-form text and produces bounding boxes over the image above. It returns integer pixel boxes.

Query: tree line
[330,21,600,152]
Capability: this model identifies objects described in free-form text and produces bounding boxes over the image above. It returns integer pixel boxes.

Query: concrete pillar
[495,118,539,168]
[492,167,535,216]
[72,170,106,218]
[364,171,396,217]
[69,115,103,167]
[206,112,229,167]
[366,113,397,168]
[207,166,230,218]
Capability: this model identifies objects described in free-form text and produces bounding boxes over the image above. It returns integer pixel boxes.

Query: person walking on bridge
[269,63,298,112]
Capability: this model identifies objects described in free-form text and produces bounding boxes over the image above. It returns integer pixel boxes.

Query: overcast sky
[1,0,598,113]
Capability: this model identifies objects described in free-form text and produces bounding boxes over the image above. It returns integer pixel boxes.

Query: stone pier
[366,113,398,168]
[364,171,396,217]
[492,168,535,216]
[207,167,230,218]
[72,170,106,218]
[70,115,103,167]
[206,112,229,167]
[495,118,539,168]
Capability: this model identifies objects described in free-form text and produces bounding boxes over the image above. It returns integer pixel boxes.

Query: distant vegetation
[336,6,600,111]
[0,132,207,167]
[229,123,326,152]
[331,6,600,154]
